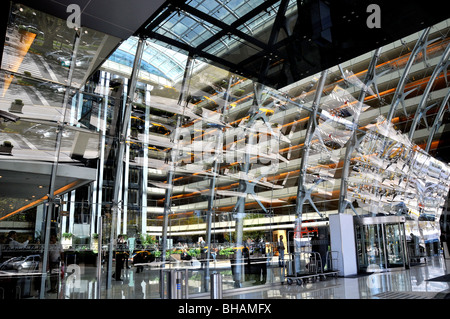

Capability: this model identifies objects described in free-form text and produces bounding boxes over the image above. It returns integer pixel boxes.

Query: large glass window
[0,1,120,299]
[1,0,449,300]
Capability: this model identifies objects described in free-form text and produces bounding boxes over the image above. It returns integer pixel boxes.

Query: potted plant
[152,250,162,261]
[141,234,157,248]
[218,247,235,259]
[188,248,200,258]
[62,232,73,239]
[0,141,13,155]
[62,232,73,249]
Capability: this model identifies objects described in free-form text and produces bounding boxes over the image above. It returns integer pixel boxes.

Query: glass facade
[0,1,449,299]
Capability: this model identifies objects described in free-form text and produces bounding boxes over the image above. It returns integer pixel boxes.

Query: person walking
[114,235,126,281]
[278,235,285,267]
[48,234,64,293]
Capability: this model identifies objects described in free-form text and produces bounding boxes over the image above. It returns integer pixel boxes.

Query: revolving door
[354,216,409,273]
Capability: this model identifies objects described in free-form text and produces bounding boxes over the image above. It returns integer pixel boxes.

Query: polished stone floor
[47,255,450,299]
[222,257,450,299]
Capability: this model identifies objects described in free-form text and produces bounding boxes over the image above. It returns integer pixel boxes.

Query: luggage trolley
[407,241,427,264]
[285,251,322,286]
[318,251,339,280]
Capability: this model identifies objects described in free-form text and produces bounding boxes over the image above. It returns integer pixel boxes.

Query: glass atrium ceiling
[135,0,448,89]
[151,0,296,56]
[138,0,295,87]
[108,37,189,83]
[107,0,295,86]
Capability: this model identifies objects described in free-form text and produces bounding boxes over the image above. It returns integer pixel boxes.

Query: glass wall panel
[385,223,405,268]
[0,1,120,299]
[0,2,77,299]
[1,4,74,85]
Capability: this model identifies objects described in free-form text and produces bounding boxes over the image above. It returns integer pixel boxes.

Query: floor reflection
[224,257,450,299]
[54,259,287,299]
[48,256,450,299]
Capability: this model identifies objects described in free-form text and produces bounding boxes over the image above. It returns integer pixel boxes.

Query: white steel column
[141,83,151,236]
[107,38,145,290]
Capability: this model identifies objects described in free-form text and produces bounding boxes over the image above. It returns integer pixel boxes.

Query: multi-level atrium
[0,1,449,300]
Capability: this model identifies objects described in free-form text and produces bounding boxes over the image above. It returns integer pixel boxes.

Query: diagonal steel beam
[425,89,450,152]
[338,47,383,216]
[138,0,186,33]
[387,28,431,122]
[408,43,450,140]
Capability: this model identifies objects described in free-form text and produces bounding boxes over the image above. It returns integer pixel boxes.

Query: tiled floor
[51,256,450,299]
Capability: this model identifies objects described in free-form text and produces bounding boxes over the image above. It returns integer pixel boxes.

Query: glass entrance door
[385,223,407,268]
[356,224,386,272]
[354,216,408,273]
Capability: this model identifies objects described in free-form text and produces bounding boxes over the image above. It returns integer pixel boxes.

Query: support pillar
[204,125,223,291]
[293,70,328,274]
[161,54,194,266]
[160,55,194,298]
[39,28,81,299]
[141,84,151,235]
[107,37,145,290]
[329,214,357,276]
